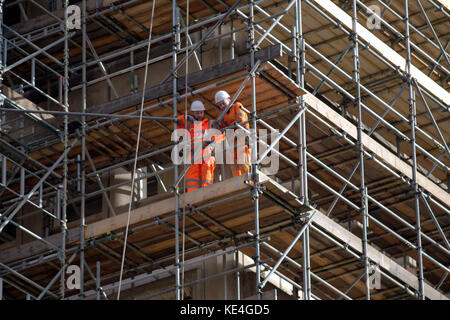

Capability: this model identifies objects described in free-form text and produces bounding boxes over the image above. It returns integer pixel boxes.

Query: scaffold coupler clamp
[293,209,311,227]
[348,31,357,43]
[167,185,178,195]
[359,254,370,267]
[186,203,194,215]
[294,206,312,223]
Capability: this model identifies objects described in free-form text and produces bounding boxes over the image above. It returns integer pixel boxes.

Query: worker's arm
[235,103,250,130]
[175,115,185,129]
[212,118,228,130]
[175,114,196,130]
[185,115,196,123]
[203,121,225,149]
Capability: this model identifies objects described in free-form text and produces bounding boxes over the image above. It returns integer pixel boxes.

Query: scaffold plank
[1,86,54,121]
[437,0,450,10]
[0,228,80,265]
[84,174,269,240]
[312,211,448,300]
[85,44,283,120]
[303,92,450,206]
[312,0,450,106]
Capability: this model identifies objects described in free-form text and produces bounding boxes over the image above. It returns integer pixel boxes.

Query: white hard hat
[214,90,230,104]
[191,100,205,111]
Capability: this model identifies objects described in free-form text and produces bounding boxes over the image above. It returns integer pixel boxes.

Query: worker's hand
[202,140,213,149]
[211,120,221,129]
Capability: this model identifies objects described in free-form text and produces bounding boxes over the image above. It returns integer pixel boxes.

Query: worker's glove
[211,120,221,129]
[202,140,214,149]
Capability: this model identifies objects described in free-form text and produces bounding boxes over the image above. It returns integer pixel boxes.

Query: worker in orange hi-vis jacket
[176,100,218,192]
[214,90,251,177]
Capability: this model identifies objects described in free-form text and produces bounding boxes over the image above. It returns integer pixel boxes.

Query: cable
[117,0,156,300]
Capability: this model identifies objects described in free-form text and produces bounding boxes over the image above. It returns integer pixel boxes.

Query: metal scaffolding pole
[80,0,87,300]
[61,0,70,300]
[248,0,262,301]
[0,0,4,215]
[351,0,370,300]
[295,0,312,300]
[0,0,448,301]
[405,0,424,301]
[172,0,181,301]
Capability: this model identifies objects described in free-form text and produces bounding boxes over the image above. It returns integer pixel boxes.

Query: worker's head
[214,90,231,111]
[190,100,205,121]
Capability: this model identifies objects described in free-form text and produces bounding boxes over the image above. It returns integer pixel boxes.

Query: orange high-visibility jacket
[176,115,221,162]
[218,102,251,176]
[218,102,250,152]
[219,102,249,129]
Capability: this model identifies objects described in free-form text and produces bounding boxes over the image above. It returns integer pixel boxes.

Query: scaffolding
[0,0,448,300]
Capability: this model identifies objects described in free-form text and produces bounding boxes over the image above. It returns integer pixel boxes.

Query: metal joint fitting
[292,214,304,227]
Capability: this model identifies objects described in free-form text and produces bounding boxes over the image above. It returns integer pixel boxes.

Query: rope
[117,0,156,300]
[181,0,190,301]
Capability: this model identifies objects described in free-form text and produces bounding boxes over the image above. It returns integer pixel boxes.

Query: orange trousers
[185,156,215,192]
[231,145,251,177]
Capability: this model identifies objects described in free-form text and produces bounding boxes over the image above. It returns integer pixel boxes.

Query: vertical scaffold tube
[248,0,261,301]
[404,0,424,300]
[61,0,69,300]
[80,0,87,299]
[351,0,370,300]
[173,0,181,301]
[0,0,3,145]
[296,0,311,300]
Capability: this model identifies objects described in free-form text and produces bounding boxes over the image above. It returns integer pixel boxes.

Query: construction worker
[214,90,251,177]
[175,100,216,192]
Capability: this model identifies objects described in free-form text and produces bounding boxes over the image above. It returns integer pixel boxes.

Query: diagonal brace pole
[37,252,78,300]
[85,147,117,216]
[421,193,450,250]
[415,0,450,68]
[257,106,305,164]
[2,35,71,74]
[160,0,244,84]
[0,261,58,298]
[0,137,79,232]
[86,34,119,98]
[255,0,297,48]
[260,210,317,290]
[412,78,449,156]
